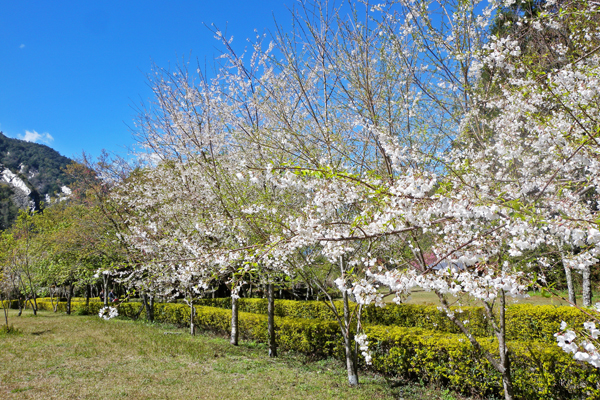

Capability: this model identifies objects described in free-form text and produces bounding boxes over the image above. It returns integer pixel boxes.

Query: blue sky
[0,0,294,160]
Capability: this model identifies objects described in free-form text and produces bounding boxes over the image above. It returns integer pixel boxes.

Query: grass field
[386,289,599,307]
[0,310,477,400]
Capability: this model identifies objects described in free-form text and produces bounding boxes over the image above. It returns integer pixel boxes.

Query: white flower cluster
[355,333,372,365]
[555,321,600,368]
[368,267,528,302]
[98,306,119,320]
[334,278,385,307]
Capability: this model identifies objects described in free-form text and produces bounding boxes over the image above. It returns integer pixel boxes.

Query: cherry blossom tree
[117,0,600,396]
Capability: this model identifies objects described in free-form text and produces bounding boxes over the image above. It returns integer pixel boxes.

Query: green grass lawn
[0,310,476,400]
[384,289,599,307]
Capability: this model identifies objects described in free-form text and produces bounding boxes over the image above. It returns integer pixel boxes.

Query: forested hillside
[0,131,75,229]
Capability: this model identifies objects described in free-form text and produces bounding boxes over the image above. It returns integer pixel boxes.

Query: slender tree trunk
[50,287,58,312]
[230,296,239,346]
[23,263,37,315]
[149,295,155,321]
[17,297,23,317]
[438,292,514,400]
[342,288,359,386]
[583,265,592,307]
[142,293,154,322]
[267,283,277,357]
[338,256,358,386]
[565,265,577,305]
[66,283,74,315]
[25,286,38,316]
[85,284,91,307]
[20,264,38,316]
[560,248,577,305]
[28,295,37,316]
[189,296,196,336]
[103,275,109,307]
[1,294,8,327]
[497,291,514,400]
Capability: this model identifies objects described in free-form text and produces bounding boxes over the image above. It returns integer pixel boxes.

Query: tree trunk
[438,292,514,400]
[25,287,38,316]
[28,295,38,316]
[149,295,155,321]
[267,283,277,357]
[103,275,109,307]
[583,265,592,307]
[143,293,154,322]
[565,265,577,305]
[1,293,8,327]
[17,297,23,317]
[66,283,74,315]
[497,291,514,400]
[85,284,91,307]
[560,248,577,305]
[230,296,239,346]
[338,255,358,386]
[190,301,196,336]
[50,287,58,312]
[342,288,359,386]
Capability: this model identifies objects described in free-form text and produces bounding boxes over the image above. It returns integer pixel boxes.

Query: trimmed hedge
[193,298,596,343]
[21,298,600,398]
[14,297,598,343]
[367,324,600,399]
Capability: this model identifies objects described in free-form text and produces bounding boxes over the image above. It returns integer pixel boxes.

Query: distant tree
[0,184,19,230]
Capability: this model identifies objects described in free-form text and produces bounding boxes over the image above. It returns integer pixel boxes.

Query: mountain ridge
[0,132,75,230]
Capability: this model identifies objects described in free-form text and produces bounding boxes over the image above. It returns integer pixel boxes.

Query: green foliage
[29,297,599,342]
[0,183,19,230]
[74,306,91,316]
[366,325,600,399]
[196,297,342,320]
[195,298,596,343]
[153,302,342,357]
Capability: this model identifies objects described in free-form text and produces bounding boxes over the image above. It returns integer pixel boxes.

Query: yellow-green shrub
[366,325,600,399]
[155,302,341,357]
[197,298,340,320]
[195,298,598,343]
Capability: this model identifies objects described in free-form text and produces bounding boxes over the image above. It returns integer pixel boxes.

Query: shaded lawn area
[0,310,474,400]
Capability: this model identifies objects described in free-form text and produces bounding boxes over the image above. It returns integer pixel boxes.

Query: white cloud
[19,130,54,144]
[19,44,25,49]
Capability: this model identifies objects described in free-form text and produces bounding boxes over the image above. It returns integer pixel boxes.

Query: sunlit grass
[382,288,599,307]
[0,310,476,400]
